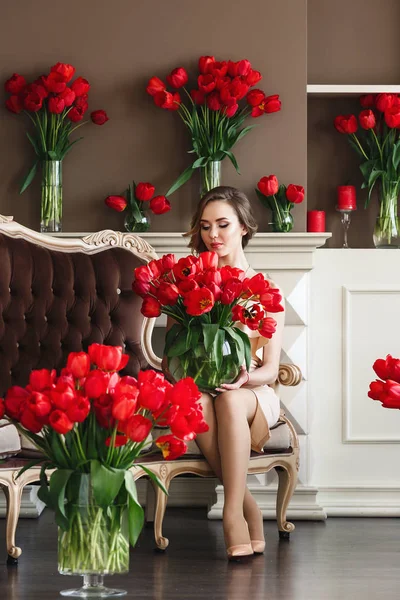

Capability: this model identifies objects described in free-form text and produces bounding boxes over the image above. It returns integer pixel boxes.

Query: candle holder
[336,207,356,248]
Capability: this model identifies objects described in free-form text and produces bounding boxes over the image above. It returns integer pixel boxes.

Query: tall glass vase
[58,474,129,598]
[41,160,62,233]
[373,184,400,248]
[200,160,221,196]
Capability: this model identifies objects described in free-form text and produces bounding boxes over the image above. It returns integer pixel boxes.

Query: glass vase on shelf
[200,160,221,196]
[373,183,400,248]
[270,209,293,233]
[58,474,129,598]
[168,331,240,393]
[124,210,150,233]
[40,160,62,233]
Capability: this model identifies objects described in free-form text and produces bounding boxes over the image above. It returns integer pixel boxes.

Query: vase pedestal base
[60,575,127,598]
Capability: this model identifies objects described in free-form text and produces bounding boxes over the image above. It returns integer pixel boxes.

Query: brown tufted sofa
[0,215,301,564]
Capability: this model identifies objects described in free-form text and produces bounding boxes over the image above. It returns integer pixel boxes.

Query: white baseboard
[0,485,45,518]
[208,483,326,520]
[317,486,400,516]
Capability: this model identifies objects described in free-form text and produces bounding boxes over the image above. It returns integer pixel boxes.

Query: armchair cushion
[0,421,20,458]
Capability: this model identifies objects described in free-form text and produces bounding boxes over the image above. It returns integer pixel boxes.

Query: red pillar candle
[307,210,326,232]
[337,185,357,210]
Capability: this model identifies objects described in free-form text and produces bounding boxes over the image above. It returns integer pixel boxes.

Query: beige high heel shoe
[250,540,265,554]
[226,544,254,561]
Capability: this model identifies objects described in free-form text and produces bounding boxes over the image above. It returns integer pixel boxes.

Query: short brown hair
[185,186,258,254]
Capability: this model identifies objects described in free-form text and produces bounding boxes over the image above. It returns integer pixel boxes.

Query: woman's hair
[185,186,258,254]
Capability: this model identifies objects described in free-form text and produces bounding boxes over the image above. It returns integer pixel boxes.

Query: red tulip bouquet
[133,251,284,392]
[0,344,206,582]
[256,174,305,232]
[146,55,281,195]
[368,354,400,409]
[4,62,108,232]
[334,94,400,246]
[105,181,171,233]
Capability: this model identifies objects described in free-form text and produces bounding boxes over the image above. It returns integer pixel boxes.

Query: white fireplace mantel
[51,231,332,270]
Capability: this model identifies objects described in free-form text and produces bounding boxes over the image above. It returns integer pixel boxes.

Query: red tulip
[50,62,75,83]
[359,109,376,130]
[4,387,30,419]
[141,296,162,317]
[29,369,56,392]
[150,195,171,215]
[263,94,281,113]
[27,392,52,419]
[198,56,215,75]
[286,184,305,204]
[385,105,400,129]
[258,317,278,339]
[375,93,396,113]
[172,256,197,281]
[228,59,251,78]
[183,287,214,316]
[105,434,128,447]
[50,381,76,411]
[88,344,129,372]
[58,87,76,107]
[190,89,205,105]
[0,399,4,420]
[167,67,188,89]
[258,175,279,197]
[112,393,138,421]
[246,69,262,86]
[67,395,91,423]
[5,95,23,114]
[23,92,43,112]
[67,352,91,379]
[146,76,166,96]
[155,281,179,305]
[105,195,128,212]
[44,72,66,94]
[198,74,216,94]
[48,96,65,114]
[68,106,85,122]
[223,103,239,117]
[247,89,265,107]
[71,77,90,97]
[5,73,26,94]
[125,414,153,443]
[334,115,358,134]
[135,182,155,202]
[49,409,74,434]
[84,370,110,398]
[155,434,187,460]
[360,94,376,108]
[91,109,109,125]
[207,92,222,111]
[20,408,43,433]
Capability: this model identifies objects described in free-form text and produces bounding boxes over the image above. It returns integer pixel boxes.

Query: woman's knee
[198,392,215,416]
[214,391,245,416]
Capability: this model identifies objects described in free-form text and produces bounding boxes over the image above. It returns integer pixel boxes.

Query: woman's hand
[215,366,250,392]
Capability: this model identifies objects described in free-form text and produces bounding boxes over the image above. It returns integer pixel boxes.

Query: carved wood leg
[153,465,171,551]
[1,480,23,562]
[275,454,298,539]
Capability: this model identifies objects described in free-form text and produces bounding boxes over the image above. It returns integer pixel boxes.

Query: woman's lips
[211,243,223,248]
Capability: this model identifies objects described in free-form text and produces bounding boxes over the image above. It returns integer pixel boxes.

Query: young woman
[163,186,285,560]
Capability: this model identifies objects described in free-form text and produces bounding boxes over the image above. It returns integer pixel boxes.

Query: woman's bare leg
[195,392,265,545]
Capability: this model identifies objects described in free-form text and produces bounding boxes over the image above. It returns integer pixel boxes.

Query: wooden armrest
[278,364,302,386]
[142,317,162,370]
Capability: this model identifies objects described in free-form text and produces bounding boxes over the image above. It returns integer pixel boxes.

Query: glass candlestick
[336,207,356,248]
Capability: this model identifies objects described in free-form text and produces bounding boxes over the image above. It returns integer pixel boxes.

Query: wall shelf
[307,84,400,96]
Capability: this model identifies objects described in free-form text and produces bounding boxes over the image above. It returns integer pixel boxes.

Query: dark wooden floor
[1,508,399,600]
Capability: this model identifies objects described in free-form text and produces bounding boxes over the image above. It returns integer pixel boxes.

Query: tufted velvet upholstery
[0,233,148,396]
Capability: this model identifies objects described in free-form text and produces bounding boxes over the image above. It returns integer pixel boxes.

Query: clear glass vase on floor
[58,475,129,598]
[373,187,400,248]
[41,160,62,233]
[200,160,222,196]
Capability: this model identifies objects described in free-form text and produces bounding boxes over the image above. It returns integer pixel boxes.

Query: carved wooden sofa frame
[0,215,301,563]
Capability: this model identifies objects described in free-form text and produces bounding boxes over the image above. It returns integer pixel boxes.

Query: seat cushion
[151,418,292,455]
[0,421,21,458]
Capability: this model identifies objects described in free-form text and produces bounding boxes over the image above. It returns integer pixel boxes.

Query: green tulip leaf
[90,460,125,508]
[20,161,38,194]
[124,471,144,546]
[166,165,195,196]
[138,465,169,496]
[202,323,219,353]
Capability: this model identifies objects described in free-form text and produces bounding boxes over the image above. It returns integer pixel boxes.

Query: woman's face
[200,200,247,258]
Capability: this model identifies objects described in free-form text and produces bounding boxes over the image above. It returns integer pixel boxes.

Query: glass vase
[270,210,294,233]
[373,186,400,248]
[58,475,129,598]
[124,211,150,233]
[168,332,240,393]
[200,160,222,196]
[41,160,62,233]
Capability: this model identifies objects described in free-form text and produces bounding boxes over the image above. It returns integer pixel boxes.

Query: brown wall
[0,0,307,234]
[307,0,400,248]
